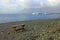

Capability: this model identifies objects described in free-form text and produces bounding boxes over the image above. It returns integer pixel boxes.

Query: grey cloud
[0,0,60,14]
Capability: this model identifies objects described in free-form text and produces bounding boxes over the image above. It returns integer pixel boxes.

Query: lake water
[0,13,60,23]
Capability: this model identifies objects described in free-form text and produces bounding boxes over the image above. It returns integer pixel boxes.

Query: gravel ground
[0,19,60,40]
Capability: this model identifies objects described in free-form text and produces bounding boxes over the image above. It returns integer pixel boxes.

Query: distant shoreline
[0,18,60,24]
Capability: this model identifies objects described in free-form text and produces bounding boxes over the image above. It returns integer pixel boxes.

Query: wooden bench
[12,24,25,33]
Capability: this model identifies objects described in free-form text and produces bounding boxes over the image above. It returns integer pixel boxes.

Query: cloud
[0,0,60,14]
[0,0,24,13]
[47,0,60,6]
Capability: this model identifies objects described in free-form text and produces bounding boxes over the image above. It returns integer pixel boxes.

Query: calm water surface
[0,13,60,23]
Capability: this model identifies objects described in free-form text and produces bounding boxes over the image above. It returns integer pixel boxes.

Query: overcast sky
[0,0,60,14]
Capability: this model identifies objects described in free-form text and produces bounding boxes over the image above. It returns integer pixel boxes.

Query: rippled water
[0,13,60,23]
